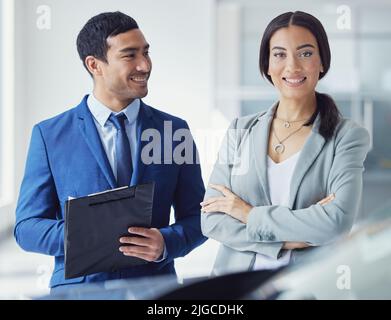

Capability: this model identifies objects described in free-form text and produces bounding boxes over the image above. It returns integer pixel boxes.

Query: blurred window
[0,0,4,203]
[0,0,14,207]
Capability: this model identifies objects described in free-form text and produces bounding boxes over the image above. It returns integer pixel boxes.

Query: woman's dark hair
[77,11,139,76]
[259,11,341,141]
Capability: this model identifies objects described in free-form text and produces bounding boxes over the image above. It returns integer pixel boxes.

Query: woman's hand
[317,193,335,206]
[201,184,253,223]
[283,193,336,250]
[282,242,310,249]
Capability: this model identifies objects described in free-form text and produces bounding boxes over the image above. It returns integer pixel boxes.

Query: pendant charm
[284,122,290,128]
[274,143,285,154]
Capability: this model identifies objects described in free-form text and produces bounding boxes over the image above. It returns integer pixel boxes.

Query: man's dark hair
[77,11,139,75]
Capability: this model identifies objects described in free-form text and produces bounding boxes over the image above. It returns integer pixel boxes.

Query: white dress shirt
[87,93,139,181]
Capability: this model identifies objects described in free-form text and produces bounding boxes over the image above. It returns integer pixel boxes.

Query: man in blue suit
[14,11,206,292]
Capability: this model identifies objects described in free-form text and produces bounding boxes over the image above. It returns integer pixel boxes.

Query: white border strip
[0,0,15,207]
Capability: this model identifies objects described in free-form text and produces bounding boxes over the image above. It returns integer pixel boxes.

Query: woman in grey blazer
[201,11,370,275]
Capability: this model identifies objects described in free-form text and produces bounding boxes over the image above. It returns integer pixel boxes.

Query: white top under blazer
[253,151,302,270]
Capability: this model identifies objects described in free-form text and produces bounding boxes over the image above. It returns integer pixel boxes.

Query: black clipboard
[64,182,154,279]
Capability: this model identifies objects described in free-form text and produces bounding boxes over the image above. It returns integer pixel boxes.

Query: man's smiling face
[97,28,152,103]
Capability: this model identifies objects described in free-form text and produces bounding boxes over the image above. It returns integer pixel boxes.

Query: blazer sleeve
[246,125,371,246]
[201,119,283,259]
[158,120,207,261]
[14,125,65,257]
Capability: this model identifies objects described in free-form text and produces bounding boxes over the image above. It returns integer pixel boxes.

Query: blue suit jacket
[15,95,206,288]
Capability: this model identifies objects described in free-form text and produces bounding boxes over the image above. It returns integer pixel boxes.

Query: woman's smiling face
[268,25,324,100]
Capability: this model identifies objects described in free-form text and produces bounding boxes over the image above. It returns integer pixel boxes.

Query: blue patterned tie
[109,113,133,187]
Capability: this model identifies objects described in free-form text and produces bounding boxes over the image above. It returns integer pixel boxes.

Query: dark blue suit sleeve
[159,121,207,261]
[14,125,65,257]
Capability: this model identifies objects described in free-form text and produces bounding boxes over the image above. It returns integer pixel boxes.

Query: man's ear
[320,64,324,73]
[85,56,103,76]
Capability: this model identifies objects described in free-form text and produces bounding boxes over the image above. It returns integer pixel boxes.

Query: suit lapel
[250,103,278,205]
[131,101,155,186]
[288,114,325,208]
[77,96,117,189]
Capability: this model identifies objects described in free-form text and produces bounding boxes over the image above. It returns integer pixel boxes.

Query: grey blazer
[201,102,370,276]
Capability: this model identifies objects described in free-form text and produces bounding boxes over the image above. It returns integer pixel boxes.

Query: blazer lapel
[77,96,117,189]
[131,101,155,186]
[250,102,278,205]
[288,114,325,208]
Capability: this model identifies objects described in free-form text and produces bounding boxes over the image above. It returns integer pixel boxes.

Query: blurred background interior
[0,0,390,299]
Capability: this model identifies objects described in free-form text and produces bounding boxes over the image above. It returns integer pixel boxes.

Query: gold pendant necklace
[272,125,305,154]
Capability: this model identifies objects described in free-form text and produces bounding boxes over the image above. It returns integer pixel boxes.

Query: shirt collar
[87,93,140,127]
